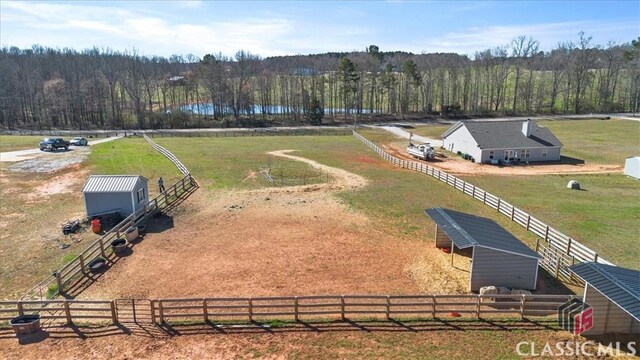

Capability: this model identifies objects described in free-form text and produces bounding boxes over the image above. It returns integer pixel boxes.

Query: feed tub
[125,226,139,242]
[110,238,128,256]
[10,315,42,336]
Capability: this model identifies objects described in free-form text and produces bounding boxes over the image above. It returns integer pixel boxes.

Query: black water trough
[110,238,128,256]
[88,257,107,273]
[138,224,147,236]
[10,315,42,335]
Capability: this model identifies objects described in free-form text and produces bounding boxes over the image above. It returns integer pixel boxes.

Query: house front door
[504,150,515,160]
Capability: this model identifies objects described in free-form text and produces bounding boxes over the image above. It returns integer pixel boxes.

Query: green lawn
[410,124,451,139]
[538,119,640,165]
[0,135,44,152]
[460,173,640,269]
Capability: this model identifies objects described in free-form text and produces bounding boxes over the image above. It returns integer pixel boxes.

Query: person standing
[158,177,165,193]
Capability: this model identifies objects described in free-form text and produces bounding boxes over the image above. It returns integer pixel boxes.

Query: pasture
[0,135,45,152]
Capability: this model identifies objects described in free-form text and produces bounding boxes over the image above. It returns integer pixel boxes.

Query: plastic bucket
[91,219,101,233]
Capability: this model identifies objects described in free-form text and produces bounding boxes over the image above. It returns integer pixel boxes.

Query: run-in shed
[569,262,639,335]
[425,208,541,292]
[83,175,149,218]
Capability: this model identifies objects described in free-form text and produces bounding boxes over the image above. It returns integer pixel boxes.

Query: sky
[1,0,638,59]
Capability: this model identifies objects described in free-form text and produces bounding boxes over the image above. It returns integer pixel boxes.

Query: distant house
[442,120,563,163]
[569,262,639,335]
[624,156,640,179]
[83,175,149,218]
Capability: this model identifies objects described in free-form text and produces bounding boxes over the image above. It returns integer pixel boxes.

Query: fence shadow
[0,317,562,341]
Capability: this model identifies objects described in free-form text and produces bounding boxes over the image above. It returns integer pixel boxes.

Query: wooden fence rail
[351,131,611,282]
[0,294,574,326]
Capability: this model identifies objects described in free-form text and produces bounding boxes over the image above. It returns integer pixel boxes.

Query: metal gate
[537,242,579,284]
[115,299,153,324]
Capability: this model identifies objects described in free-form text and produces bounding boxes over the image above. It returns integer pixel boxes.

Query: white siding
[582,284,640,335]
[443,126,482,161]
[470,247,538,291]
[624,157,640,179]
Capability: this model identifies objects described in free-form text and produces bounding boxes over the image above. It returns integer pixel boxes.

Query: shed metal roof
[442,120,563,149]
[425,208,540,259]
[569,262,640,322]
[82,175,148,193]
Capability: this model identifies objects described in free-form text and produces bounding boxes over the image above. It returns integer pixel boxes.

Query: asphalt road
[0,136,123,162]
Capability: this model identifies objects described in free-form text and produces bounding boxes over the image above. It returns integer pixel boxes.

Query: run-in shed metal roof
[82,175,148,193]
[569,262,640,322]
[424,208,540,259]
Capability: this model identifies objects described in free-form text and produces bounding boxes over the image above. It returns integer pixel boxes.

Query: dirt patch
[77,152,466,300]
[7,150,89,173]
[384,143,623,176]
[24,170,87,202]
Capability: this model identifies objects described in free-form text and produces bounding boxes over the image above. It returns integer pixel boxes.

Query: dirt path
[0,136,122,162]
[267,149,368,190]
[384,143,623,176]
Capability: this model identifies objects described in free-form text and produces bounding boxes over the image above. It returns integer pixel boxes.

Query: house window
[523,149,531,158]
[542,150,548,158]
[137,188,145,203]
[489,151,494,159]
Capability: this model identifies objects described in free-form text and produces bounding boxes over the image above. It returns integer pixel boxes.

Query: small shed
[569,262,639,335]
[83,175,149,218]
[624,157,640,179]
[425,208,541,292]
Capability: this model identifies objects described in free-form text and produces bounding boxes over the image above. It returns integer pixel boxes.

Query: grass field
[365,119,640,268]
[0,135,44,152]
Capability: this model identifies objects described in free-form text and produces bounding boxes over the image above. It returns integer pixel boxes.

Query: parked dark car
[70,137,88,146]
[39,138,70,151]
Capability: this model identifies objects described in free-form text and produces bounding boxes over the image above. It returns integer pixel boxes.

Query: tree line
[0,32,638,129]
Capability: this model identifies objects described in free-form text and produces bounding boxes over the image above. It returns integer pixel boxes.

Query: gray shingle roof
[443,120,563,149]
[569,262,640,321]
[82,175,148,193]
[425,208,540,259]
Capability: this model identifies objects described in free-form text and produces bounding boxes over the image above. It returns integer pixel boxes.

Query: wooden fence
[143,134,190,176]
[352,131,611,282]
[0,294,574,326]
[0,128,351,141]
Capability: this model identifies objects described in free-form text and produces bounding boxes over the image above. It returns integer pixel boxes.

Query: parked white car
[70,137,88,146]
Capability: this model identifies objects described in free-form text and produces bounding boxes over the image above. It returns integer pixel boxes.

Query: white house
[442,120,563,163]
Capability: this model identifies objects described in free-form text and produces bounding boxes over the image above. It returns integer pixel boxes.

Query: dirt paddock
[384,143,623,176]
[77,151,469,300]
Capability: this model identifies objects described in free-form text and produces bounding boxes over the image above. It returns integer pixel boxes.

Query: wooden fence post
[248,298,253,322]
[150,300,156,324]
[55,271,63,294]
[158,300,164,323]
[99,237,106,258]
[340,296,346,321]
[64,300,72,325]
[294,297,299,322]
[496,198,501,212]
[535,239,540,253]
[203,299,208,323]
[471,185,476,199]
[482,192,487,204]
[431,296,437,318]
[510,206,515,221]
[526,215,531,230]
[17,301,24,316]
[79,254,86,274]
[566,238,572,255]
[476,296,480,319]
[386,296,391,320]
[110,300,118,325]
[520,295,526,320]
[544,226,550,242]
